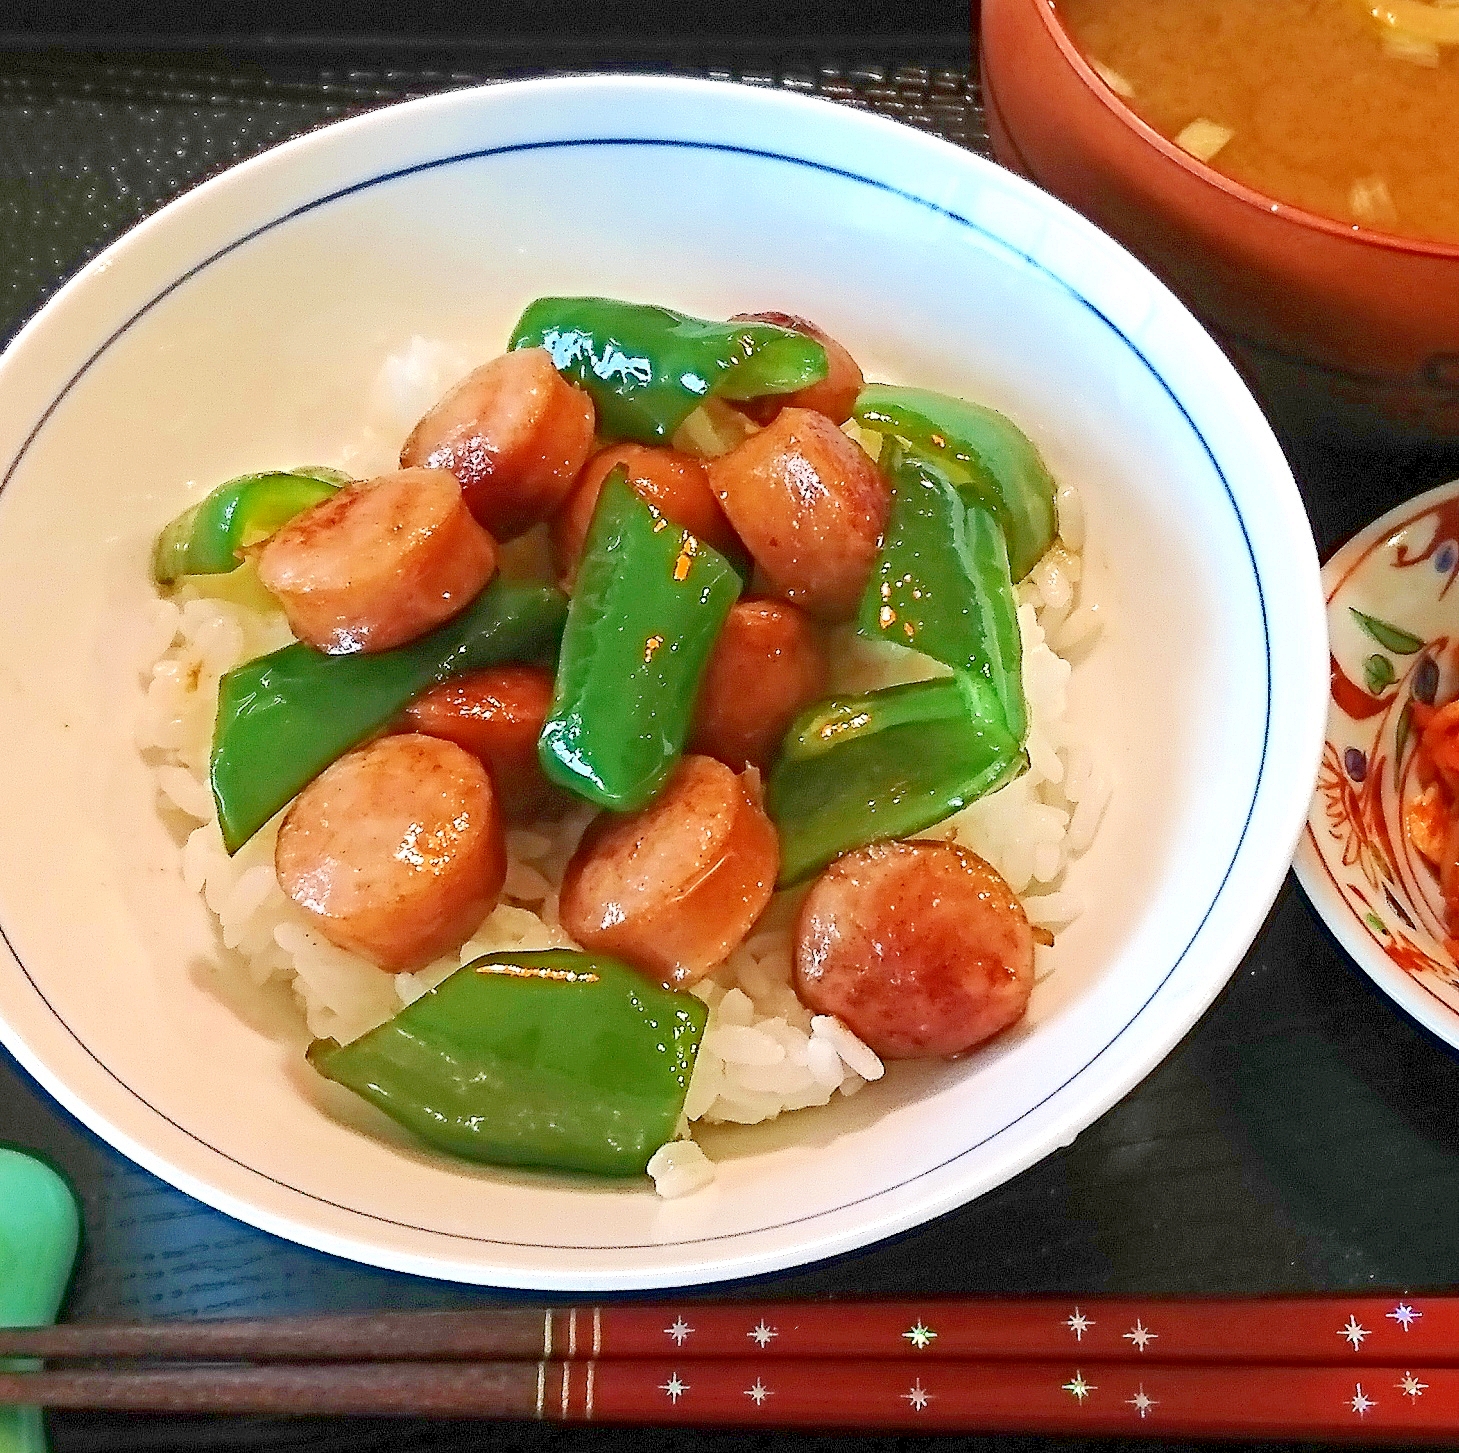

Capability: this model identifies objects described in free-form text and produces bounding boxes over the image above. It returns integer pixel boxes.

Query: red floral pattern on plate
[1297,481,1459,1030]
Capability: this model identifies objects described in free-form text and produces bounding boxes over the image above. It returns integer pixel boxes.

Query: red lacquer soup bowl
[980,0,1459,436]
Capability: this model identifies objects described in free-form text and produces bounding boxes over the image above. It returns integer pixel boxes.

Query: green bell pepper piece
[853,384,1058,581]
[307,951,706,1178]
[151,467,349,584]
[212,579,567,853]
[767,675,1027,885]
[858,444,1027,744]
[539,470,742,812]
[509,296,828,443]
[0,1146,80,1453]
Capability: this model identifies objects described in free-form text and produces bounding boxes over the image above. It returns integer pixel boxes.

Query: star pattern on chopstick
[1122,1319,1156,1352]
[747,1321,778,1348]
[1349,1383,1375,1417]
[1062,1371,1096,1403]
[1065,1308,1093,1341]
[1397,1372,1427,1399]
[659,1373,689,1403]
[665,1317,694,1346]
[1126,1385,1157,1419]
[1388,1302,1422,1331]
[902,1380,932,1411]
[744,1379,773,1406]
[902,1320,937,1349]
[1339,1315,1370,1350]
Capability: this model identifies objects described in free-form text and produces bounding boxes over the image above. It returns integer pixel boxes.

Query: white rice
[135,344,1109,1198]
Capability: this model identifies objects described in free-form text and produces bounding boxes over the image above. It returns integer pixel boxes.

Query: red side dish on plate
[1406,696,1459,949]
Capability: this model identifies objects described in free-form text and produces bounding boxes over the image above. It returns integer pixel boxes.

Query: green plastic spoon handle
[0,1148,81,1453]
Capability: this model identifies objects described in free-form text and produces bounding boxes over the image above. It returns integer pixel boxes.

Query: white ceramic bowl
[0,75,1326,1289]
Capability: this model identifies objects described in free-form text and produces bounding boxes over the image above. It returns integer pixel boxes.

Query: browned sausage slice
[559,755,779,987]
[795,840,1034,1059]
[708,407,889,621]
[732,312,865,425]
[400,348,595,540]
[552,442,741,585]
[275,733,506,972]
[255,468,496,654]
[689,599,830,770]
[404,664,557,818]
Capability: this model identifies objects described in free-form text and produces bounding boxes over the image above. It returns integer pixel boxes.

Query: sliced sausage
[795,840,1034,1059]
[276,733,506,972]
[552,442,741,584]
[255,468,496,655]
[400,348,596,540]
[689,599,830,770]
[404,665,557,818]
[708,407,889,621]
[559,755,778,988]
[731,312,865,425]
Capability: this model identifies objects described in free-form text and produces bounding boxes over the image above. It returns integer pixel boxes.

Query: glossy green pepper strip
[151,467,350,584]
[509,296,828,443]
[307,951,706,1178]
[539,470,742,812]
[854,384,1058,582]
[857,444,1027,744]
[767,675,1027,885]
[212,579,567,853]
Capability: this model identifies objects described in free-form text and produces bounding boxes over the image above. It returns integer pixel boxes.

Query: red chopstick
[515,1357,1459,1437]
[1,1357,1456,1438]
[532,1295,1454,1366]
[1,1295,1450,1366]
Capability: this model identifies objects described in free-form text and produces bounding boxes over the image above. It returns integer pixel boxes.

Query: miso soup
[1057,0,1459,245]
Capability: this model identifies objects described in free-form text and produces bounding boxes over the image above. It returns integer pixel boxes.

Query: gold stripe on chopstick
[535,1361,546,1419]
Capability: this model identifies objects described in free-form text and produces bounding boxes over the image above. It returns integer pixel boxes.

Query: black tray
[5,24,1459,1453]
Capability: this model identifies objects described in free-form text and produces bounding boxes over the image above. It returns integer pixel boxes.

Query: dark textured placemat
[0,49,979,349]
[6,38,1459,1453]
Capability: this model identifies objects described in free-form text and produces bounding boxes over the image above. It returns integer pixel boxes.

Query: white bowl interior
[0,78,1325,1287]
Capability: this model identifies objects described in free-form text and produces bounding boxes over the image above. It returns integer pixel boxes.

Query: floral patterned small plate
[1295,479,1459,1044]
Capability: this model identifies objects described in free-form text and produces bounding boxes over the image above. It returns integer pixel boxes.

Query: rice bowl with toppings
[0,74,1323,1288]
[135,324,1109,1200]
